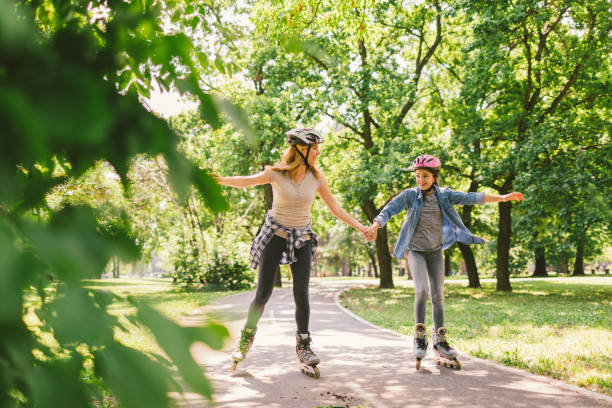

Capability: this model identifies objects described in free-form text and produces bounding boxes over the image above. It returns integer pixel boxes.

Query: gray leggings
[407,249,445,331]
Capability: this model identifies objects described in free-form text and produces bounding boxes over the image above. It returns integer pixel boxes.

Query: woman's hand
[503,192,524,202]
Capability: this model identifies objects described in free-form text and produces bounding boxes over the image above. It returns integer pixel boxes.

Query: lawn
[339,277,612,396]
[24,278,240,354]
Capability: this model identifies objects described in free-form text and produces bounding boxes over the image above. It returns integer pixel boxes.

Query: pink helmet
[411,154,441,171]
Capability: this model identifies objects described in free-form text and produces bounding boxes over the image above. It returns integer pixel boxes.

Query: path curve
[179,280,611,408]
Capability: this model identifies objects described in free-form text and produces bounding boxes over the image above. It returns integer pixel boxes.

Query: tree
[454,0,610,290]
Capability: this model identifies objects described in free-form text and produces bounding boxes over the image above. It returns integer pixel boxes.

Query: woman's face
[298,144,321,166]
[415,169,435,191]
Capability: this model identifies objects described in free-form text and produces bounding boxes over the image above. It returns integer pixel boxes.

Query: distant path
[178,280,612,408]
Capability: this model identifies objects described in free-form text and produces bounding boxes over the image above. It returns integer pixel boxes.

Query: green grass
[339,278,612,396]
[24,278,240,354]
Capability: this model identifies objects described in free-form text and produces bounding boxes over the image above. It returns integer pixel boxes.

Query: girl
[364,154,523,369]
[216,128,368,377]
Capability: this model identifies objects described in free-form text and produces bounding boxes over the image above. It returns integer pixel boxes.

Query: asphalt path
[177,280,612,408]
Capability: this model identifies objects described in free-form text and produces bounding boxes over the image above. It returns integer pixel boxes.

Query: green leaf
[46,285,116,347]
[213,96,257,147]
[94,343,172,408]
[191,165,229,213]
[29,357,91,408]
[134,301,229,399]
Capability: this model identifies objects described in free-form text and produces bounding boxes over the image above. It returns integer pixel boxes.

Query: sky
[144,84,199,118]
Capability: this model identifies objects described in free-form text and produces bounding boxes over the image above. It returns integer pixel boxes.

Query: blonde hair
[271,145,322,179]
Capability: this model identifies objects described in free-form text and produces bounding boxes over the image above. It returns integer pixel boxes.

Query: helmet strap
[293,144,311,168]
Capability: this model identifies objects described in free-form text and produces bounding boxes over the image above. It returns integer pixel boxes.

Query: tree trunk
[458,176,481,288]
[457,243,480,288]
[573,244,585,275]
[112,257,120,278]
[375,226,394,288]
[367,249,378,278]
[532,245,547,277]
[341,258,349,276]
[362,199,393,288]
[444,249,452,276]
[496,200,512,291]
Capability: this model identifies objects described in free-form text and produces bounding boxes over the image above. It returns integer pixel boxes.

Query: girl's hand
[365,223,379,242]
[504,192,524,202]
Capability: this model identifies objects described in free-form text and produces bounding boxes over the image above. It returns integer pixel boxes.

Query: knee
[254,288,273,306]
[414,289,429,303]
[431,295,444,307]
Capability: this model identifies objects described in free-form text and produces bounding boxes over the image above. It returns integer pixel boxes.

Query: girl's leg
[289,240,313,334]
[425,250,445,332]
[245,235,286,329]
[407,250,430,325]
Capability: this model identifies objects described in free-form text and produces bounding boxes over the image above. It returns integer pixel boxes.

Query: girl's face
[298,144,321,166]
[415,169,436,191]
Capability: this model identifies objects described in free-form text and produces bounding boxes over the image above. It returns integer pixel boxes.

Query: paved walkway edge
[334,287,612,404]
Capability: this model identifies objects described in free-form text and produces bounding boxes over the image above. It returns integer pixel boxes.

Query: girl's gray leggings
[407,249,445,332]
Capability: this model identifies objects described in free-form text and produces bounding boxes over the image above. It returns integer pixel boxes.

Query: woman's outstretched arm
[317,177,367,235]
[215,166,272,188]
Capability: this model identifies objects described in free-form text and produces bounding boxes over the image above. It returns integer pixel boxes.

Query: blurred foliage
[0,0,233,406]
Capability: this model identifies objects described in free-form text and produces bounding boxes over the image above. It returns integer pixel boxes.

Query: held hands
[364,222,379,242]
[503,192,524,202]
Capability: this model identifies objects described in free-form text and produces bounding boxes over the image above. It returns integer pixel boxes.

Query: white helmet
[285,128,324,145]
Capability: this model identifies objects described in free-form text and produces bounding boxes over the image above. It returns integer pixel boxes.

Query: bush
[172,241,203,285]
[202,253,254,290]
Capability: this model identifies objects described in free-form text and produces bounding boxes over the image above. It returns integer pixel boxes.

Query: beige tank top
[269,169,321,239]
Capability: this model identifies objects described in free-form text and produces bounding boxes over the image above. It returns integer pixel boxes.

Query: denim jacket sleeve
[373,189,415,228]
[445,188,485,206]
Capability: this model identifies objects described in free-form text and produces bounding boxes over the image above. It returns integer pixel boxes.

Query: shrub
[202,253,254,290]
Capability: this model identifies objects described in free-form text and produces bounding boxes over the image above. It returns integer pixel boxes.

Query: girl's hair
[271,146,322,179]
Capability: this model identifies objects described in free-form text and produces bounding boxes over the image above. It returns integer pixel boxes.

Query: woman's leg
[245,235,286,329]
[289,240,313,334]
[407,250,430,325]
[425,250,445,332]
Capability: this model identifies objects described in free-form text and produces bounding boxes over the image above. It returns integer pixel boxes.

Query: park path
[177,280,611,408]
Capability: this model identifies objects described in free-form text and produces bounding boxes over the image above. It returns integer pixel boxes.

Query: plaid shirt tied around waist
[250,213,318,270]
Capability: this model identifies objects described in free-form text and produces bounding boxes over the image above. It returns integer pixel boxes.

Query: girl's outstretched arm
[317,177,368,236]
[214,166,272,188]
[484,192,524,203]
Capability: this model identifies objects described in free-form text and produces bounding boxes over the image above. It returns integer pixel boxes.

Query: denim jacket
[373,184,485,258]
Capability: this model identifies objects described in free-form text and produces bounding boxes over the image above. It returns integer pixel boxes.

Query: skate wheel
[313,366,320,379]
[416,359,421,370]
[454,360,462,370]
[230,360,238,373]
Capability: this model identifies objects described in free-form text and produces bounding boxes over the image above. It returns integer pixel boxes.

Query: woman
[216,128,367,378]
